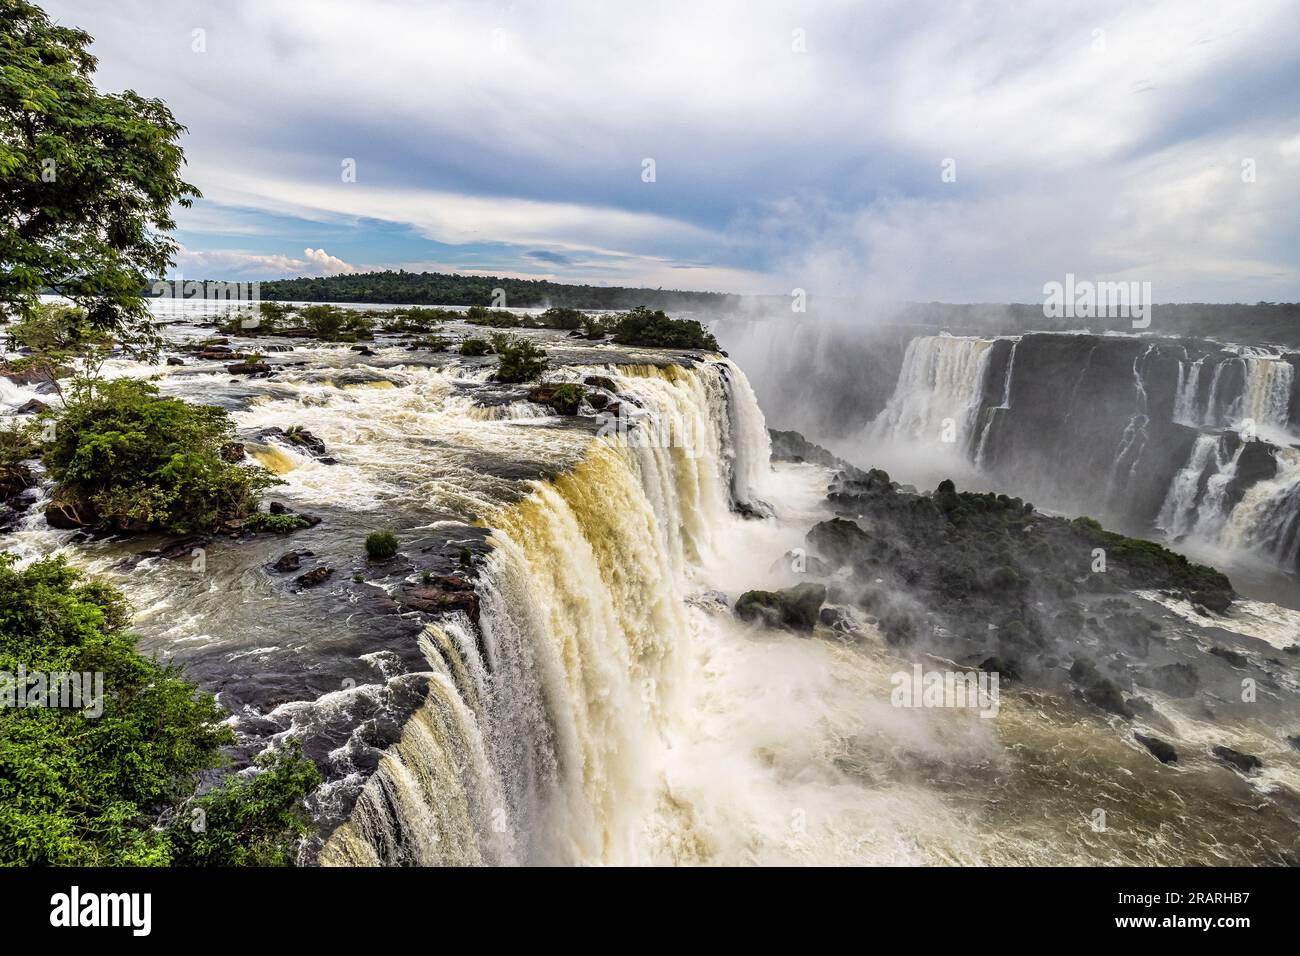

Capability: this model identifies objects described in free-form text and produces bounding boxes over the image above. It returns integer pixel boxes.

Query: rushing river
[4,301,1299,865]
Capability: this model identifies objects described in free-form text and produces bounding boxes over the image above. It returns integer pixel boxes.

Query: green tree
[490,333,548,383]
[0,0,199,349]
[0,553,319,865]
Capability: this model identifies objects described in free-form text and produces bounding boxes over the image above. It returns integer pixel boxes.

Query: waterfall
[1218,449,1300,567]
[1155,434,1217,538]
[872,335,995,456]
[1238,356,1293,431]
[1189,441,1247,540]
[1173,356,1204,426]
[320,359,774,865]
[1105,345,1155,502]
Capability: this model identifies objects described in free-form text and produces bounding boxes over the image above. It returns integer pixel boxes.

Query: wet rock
[351,345,377,356]
[166,356,185,366]
[285,429,327,457]
[979,656,1021,682]
[1286,734,1300,753]
[295,567,334,589]
[582,375,618,392]
[735,583,827,632]
[13,398,49,415]
[527,383,585,415]
[1069,658,1134,718]
[44,490,98,530]
[398,575,480,623]
[1208,646,1248,668]
[806,518,871,566]
[1212,745,1262,774]
[770,549,830,577]
[586,392,610,410]
[1141,661,1200,698]
[271,551,304,573]
[226,361,271,375]
[1135,732,1178,764]
[140,536,209,561]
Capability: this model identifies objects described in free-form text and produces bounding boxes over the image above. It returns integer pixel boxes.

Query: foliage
[0,0,199,349]
[490,333,548,383]
[255,270,738,313]
[464,305,525,328]
[167,741,320,866]
[365,531,399,560]
[43,377,278,533]
[299,304,373,342]
[610,307,719,350]
[244,511,311,534]
[539,307,583,330]
[0,553,318,865]
[459,337,492,357]
[0,419,38,467]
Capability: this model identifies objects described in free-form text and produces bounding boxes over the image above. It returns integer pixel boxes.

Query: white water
[872,335,995,457]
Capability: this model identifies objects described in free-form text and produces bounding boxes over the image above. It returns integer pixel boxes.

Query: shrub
[3,302,111,353]
[610,306,719,350]
[540,307,583,330]
[245,512,312,534]
[460,337,493,357]
[491,334,549,383]
[0,554,319,865]
[464,305,525,328]
[299,304,373,342]
[43,378,278,533]
[0,421,38,468]
[365,531,399,560]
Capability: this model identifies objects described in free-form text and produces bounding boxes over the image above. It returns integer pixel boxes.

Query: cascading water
[1156,434,1218,539]
[872,335,995,456]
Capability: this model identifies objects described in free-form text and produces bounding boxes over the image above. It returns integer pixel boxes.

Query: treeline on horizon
[245,270,741,312]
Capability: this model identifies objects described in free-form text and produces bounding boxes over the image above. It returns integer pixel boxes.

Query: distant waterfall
[1173,357,1204,427]
[1239,357,1293,431]
[1156,434,1218,538]
[1218,449,1300,567]
[872,335,996,455]
[320,360,771,865]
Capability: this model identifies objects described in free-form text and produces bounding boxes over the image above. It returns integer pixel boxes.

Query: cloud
[302,247,356,274]
[45,0,1300,299]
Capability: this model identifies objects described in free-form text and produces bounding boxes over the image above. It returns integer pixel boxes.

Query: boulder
[1212,745,1261,773]
[1208,646,1248,668]
[139,536,208,561]
[166,356,185,366]
[1140,661,1200,698]
[1069,657,1134,718]
[582,375,618,393]
[398,575,480,623]
[806,518,871,566]
[13,398,49,415]
[44,490,98,530]
[1135,732,1178,764]
[295,567,334,589]
[271,551,304,573]
[527,384,585,416]
[979,656,1022,682]
[735,583,827,631]
[226,362,271,375]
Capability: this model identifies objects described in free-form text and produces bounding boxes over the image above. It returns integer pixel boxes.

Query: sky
[43,0,1300,301]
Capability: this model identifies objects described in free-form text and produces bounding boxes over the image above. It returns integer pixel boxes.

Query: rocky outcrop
[1135,733,1178,764]
[1212,745,1261,774]
[397,575,480,623]
[44,490,98,530]
[295,567,334,589]
[527,383,586,415]
[735,583,826,631]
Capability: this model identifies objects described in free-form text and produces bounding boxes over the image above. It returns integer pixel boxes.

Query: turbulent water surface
[5,302,1299,865]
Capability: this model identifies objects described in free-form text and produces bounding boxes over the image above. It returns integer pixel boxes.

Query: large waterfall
[320,361,784,864]
[871,335,997,455]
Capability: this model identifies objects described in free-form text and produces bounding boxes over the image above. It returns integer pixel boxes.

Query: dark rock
[582,375,618,392]
[166,356,185,366]
[1212,745,1262,773]
[1286,734,1300,753]
[398,575,480,623]
[768,429,844,468]
[1208,646,1248,668]
[979,656,1021,682]
[1069,657,1134,718]
[140,536,208,561]
[271,551,303,573]
[735,583,827,631]
[527,384,585,415]
[806,518,871,566]
[1141,661,1200,698]
[284,429,327,457]
[1135,732,1178,764]
[13,398,49,415]
[295,567,334,589]
[44,491,98,530]
[226,362,271,375]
